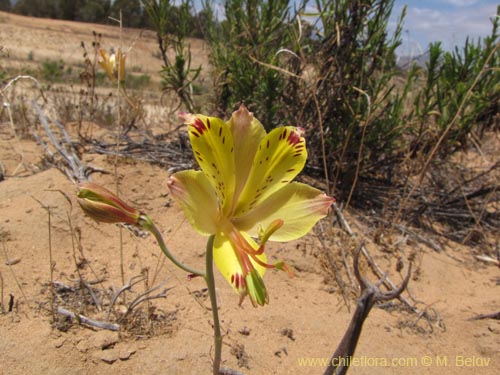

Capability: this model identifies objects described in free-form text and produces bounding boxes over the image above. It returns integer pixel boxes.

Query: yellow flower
[168,105,334,306]
[98,48,126,82]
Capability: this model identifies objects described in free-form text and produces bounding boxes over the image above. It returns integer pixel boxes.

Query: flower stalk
[139,214,205,277]
[204,235,222,374]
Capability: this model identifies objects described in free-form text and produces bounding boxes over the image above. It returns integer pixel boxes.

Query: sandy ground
[1,11,499,375]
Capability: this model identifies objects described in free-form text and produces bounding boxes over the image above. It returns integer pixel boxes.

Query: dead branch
[331,202,446,333]
[315,223,352,310]
[474,255,500,267]
[81,280,102,312]
[57,307,119,331]
[219,367,246,375]
[106,275,146,321]
[88,133,194,169]
[32,102,108,182]
[323,246,412,375]
[468,311,500,321]
[120,279,173,321]
[371,217,443,253]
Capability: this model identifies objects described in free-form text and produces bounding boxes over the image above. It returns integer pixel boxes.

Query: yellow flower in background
[168,105,334,307]
[98,48,126,82]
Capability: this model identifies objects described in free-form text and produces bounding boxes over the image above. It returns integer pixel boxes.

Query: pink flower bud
[77,182,140,225]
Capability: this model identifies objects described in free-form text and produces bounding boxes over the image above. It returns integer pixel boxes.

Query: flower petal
[167,170,219,235]
[234,126,307,216]
[234,182,334,241]
[182,113,236,215]
[226,105,266,208]
[213,232,268,306]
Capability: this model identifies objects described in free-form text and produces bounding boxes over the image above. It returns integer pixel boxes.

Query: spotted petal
[226,105,266,209]
[167,170,219,235]
[213,232,268,306]
[234,126,307,216]
[234,182,334,241]
[183,113,236,215]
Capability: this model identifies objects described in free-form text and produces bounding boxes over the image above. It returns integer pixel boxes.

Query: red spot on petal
[192,118,207,134]
[231,274,235,284]
[287,130,301,145]
[235,273,240,289]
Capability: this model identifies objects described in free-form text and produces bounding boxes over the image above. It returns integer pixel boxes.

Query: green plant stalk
[140,214,205,277]
[204,234,222,375]
[141,217,220,373]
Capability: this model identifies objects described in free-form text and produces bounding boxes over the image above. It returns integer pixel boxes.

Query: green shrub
[204,0,296,128]
[41,59,65,82]
[412,6,500,154]
[126,73,151,90]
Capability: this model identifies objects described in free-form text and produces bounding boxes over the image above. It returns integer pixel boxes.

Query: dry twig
[323,246,411,375]
[57,307,119,331]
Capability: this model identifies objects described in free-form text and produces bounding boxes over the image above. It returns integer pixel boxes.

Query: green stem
[140,214,205,277]
[205,234,222,375]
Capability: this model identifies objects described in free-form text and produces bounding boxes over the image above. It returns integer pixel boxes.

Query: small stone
[119,349,136,361]
[97,350,118,364]
[280,328,295,341]
[92,330,119,349]
[488,325,500,334]
[238,327,251,336]
[5,257,20,265]
[53,338,66,348]
[76,340,91,353]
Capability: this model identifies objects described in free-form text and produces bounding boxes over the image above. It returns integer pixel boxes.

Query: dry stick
[371,217,443,253]
[339,240,357,289]
[323,246,412,375]
[0,268,4,313]
[106,275,145,321]
[468,311,500,321]
[116,12,126,290]
[474,255,500,267]
[1,75,46,175]
[219,368,246,375]
[33,103,106,182]
[4,102,27,175]
[1,240,30,316]
[57,307,120,331]
[121,280,173,321]
[396,41,500,225]
[344,87,371,210]
[331,203,427,318]
[316,224,351,311]
[312,90,331,196]
[81,280,102,312]
[47,206,55,321]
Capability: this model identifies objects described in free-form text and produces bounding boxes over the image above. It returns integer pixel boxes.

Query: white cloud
[401,3,497,51]
[442,0,481,6]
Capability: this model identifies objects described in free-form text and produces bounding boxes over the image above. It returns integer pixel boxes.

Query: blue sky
[194,1,498,54]
[392,0,499,55]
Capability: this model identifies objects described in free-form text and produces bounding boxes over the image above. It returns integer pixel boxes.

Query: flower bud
[77,182,140,225]
[98,49,126,82]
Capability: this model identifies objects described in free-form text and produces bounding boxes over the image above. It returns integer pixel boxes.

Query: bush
[204,0,297,129]
[40,59,65,82]
[411,7,500,154]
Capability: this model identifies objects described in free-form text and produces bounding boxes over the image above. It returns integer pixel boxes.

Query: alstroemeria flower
[77,182,140,225]
[98,49,126,82]
[168,105,334,306]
